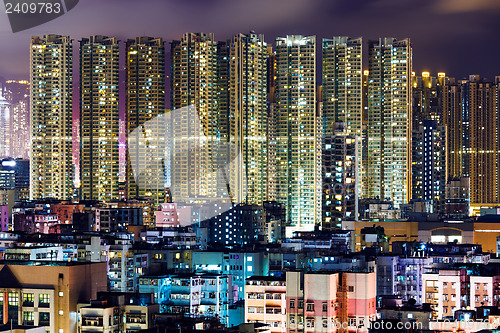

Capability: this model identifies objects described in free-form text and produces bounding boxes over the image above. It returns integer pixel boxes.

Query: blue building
[138,273,234,326]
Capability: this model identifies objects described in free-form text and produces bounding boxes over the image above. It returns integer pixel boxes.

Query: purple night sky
[1,0,500,81]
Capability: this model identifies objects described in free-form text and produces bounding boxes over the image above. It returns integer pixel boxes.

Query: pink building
[155,203,192,228]
[13,213,59,233]
[245,276,287,332]
[0,205,8,231]
[286,271,376,333]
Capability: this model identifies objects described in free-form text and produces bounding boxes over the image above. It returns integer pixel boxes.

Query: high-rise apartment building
[444,81,462,181]
[447,76,499,204]
[275,35,319,234]
[366,38,412,206]
[322,37,363,207]
[412,120,447,213]
[322,123,359,230]
[170,33,225,202]
[322,37,363,137]
[79,36,120,201]
[412,72,449,128]
[125,37,166,204]
[229,32,268,204]
[30,35,74,200]
[411,73,450,213]
[267,47,278,202]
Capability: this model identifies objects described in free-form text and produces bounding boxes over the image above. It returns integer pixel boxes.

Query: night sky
[1,0,500,81]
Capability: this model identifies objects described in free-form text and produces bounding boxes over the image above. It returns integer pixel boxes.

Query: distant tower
[0,86,9,158]
[30,35,74,200]
[4,80,30,159]
[411,72,450,213]
[452,76,499,204]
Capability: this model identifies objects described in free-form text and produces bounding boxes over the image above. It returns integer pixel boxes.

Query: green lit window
[23,311,34,325]
[39,294,50,307]
[23,293,34,306]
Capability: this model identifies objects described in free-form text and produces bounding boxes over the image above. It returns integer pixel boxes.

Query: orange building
[0,262,107,333]
[50,203,84,225]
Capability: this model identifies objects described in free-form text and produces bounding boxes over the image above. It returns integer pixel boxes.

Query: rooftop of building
[246,275,286,282]
[140,272,229,279]
[0,259,104,267]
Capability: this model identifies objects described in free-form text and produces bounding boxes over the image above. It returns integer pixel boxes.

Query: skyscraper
[412,72,449,128]
[229,32,268,204]
[79,36,120,201]
[322,37,363,137]
[322,37,363,204]
[448,76,499,204]
[30,35,74,200]
[170,33,224,203]
[126,37,166,204]
[412,120,447,213]
[4,80,30,159]
[0,86,9,158]
[322,123,359,230]
[411,73,449,213]
[366,38,412,206]
[275,35,319,233]
[266,46,278,202]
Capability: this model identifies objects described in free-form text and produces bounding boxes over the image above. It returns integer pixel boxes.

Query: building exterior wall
[0,263,107,333]
[366,38,412,206]
[275,35,319,233]
[30,35,74,200]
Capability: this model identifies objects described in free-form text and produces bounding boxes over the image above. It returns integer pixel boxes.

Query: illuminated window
[39,294,50,307]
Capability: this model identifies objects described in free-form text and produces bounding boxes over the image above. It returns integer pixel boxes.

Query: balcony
[126,314,146,324]
[82,316,104,327]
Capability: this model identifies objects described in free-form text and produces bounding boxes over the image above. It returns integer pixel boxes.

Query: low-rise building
[244,276,286,333]
[0,261,107,333]
[286,271,376,333]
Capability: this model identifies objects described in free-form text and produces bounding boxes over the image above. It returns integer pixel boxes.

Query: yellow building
[342,220,418,252]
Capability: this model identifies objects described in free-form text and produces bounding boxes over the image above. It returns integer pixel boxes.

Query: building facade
[126,37,166,205]
[322,125,359,230]
[412,120,447,214]
[275,35,320,234]
[229,32,268,205]
[170,33,225,203]
[79,36,120,201]
[30,35,74,200]
[366,38,412,207]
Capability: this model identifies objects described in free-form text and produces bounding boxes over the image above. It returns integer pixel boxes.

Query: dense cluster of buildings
[3,32,495,232]
[0,29,500,332]
[1,209,500,332]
